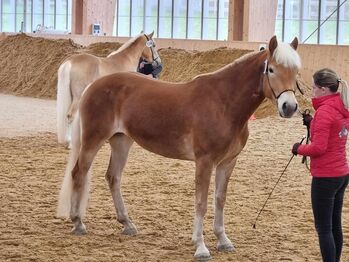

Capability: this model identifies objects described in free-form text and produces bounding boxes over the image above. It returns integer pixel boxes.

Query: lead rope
[253,136,306,229]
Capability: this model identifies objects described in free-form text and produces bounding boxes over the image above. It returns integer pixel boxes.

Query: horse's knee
[215,193,226,209]
[196,202,208,215]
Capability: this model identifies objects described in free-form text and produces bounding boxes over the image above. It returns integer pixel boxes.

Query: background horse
[57,36,301,261]
[56,32,160,147]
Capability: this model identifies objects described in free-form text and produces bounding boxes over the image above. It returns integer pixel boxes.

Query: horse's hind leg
[70,142,102,234]
[106,133,136,235]
[213,158,237,252]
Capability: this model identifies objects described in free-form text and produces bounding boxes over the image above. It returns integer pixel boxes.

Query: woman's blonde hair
[313,68,349,109]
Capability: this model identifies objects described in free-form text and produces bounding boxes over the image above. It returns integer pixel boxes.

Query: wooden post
[71,0,116,36]
[228,0,278,42]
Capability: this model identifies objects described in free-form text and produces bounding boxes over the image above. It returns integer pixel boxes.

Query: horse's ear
[268,35,278,56]
[290,37,298,50]
[148,31,154,39]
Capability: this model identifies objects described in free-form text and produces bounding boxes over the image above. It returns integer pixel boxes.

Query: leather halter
[263,59,304,100]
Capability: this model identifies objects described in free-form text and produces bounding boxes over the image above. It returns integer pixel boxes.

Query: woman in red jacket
[292,68,349,262]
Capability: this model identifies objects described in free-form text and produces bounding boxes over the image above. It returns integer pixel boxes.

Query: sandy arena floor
[1,94,349,262]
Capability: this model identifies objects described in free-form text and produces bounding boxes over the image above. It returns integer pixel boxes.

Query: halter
[144,34,161,66]
[263,59,303,100]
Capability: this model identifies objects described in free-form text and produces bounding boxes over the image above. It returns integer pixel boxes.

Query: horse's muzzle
[280,101,298,118]
[277,92,298,118]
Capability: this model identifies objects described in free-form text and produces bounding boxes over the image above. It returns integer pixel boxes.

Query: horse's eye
[268,68,274,74]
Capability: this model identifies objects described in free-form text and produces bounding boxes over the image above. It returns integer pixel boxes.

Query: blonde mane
[272,42,301,69]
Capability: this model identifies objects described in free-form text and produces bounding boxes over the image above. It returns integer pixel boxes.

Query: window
[56,0,67,30]
[2,0,15,32]
[158,0,172,38]
[319,0,337,44]
[187,0,202,39]
[173,0,186,39]
[43,0,55,29]
[16,0,25,32]
[301,0,319,44]
[338,0,349,44]
[113,0,229,40]
[203,0,217,40]
[131,0,143,36]
[118,1,131,36]
[144,0,158,36]
[33,0,43,31]
[24,0,32,32]
[218,0,229,40]
[277,0,349,45]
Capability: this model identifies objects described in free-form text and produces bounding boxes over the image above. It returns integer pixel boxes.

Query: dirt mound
[0,34,124,99]
[84,41,123,57]
[0,34,80,98]
[0,34,312,117]
[158,47,251,82]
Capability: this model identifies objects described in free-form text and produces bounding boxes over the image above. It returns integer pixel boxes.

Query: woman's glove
[292,143,301,155]
[302,112,313,128]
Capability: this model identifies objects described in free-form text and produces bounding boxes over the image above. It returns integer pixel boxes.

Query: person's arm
[297,109,332,157]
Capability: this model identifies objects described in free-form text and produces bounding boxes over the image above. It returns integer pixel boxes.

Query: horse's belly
[126,130,195,161]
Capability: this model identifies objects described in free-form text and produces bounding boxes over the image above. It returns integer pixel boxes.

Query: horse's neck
[107,38,144,65]
[214,52,266,119]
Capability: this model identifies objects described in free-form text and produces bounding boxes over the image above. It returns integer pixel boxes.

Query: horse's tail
[57,61,72,145]
[57,111,91,218]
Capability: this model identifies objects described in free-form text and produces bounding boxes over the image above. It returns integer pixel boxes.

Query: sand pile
[158,47,251,82]
[0,34,312,117]
[0,34,81,98]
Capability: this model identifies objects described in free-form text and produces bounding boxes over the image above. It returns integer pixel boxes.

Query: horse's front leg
[192,156,214,261]
[213,158,237,252]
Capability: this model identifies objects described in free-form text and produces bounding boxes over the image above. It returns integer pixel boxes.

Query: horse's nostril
[294,103,298,112]
[282,102,287,111]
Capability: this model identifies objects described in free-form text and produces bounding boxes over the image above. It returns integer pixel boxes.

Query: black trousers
[311,175,349,262]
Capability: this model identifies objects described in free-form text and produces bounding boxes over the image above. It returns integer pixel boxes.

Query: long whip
[252,136,306,229]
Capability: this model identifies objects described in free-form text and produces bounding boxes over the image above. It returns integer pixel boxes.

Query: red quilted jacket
[298,93,349,177]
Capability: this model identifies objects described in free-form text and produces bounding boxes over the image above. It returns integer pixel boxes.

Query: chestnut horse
[56,32,160,147]
[57,36,301,260]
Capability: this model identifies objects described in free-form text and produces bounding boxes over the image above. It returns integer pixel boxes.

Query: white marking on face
[277,91,298,118]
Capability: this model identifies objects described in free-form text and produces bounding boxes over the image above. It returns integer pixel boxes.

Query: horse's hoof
[194,253,212,261]
[71,224,87,235]
[122,227,137,236]
[217,243,235,252]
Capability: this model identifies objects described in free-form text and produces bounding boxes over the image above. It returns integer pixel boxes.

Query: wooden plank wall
[298,44,349,85]
[245,0,278,42]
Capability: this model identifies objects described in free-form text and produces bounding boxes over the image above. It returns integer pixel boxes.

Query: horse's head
[262,36,301,118]
[141,31,161,65]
